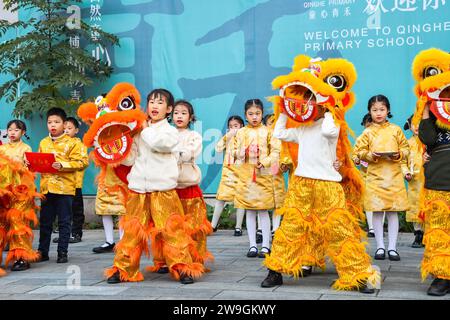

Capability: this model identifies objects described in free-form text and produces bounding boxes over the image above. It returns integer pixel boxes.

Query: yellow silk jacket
[0,140,32,164]
[352,122,410,212]
[38,134,89,196]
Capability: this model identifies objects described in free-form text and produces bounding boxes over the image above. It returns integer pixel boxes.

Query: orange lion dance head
[77,82,147,164]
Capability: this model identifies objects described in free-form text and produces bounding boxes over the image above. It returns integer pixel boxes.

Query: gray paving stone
[0,230,447,300]
[27,285,129,296]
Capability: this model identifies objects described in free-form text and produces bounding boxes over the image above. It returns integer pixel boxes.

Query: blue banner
[1,0,449,195]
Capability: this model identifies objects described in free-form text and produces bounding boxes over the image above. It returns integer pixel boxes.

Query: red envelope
[25,152,58,173]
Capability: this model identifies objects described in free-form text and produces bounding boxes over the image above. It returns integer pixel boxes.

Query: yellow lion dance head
[412,48,450,129]
[271,54,363,217]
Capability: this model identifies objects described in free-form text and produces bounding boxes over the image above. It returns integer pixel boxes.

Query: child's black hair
[403,115,414,131]
[367,94,393,118]
[147,89,175,108]
[244,99,264,113]
[6,119,30,140]
[172,99,197,128]
[227,115,244,128]
[46,107,67,121]
[360,113,372,127]
[65,117,80,129]
[263,114,274,125]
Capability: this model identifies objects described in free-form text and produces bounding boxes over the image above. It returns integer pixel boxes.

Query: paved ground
[0,230,448,300]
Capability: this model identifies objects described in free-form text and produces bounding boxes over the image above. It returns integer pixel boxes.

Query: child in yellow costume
[0,120,40,273]
[411,48,450,296]
[172,100,213,268]
[77,83,148,254]
[353,95,410,262]
[211,115,245,236]
[105,89,204,284]
[403,116,425,248]
[261,55,380,293]
[234,99,281,259]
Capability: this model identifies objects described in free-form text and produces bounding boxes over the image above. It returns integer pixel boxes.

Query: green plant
[0,0,119,117]
[206,203,238,230]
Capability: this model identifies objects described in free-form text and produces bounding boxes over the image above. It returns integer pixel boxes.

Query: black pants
[38,193,74,254]
[71,188,85,237]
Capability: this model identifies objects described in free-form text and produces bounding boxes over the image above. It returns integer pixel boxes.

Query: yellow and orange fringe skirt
[419,188,450,280]
[264,176,380,290]
[105,189,210,282]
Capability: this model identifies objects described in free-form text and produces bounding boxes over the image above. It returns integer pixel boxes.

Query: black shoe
[246,246,258,258]
[52,237,59,243]
[427,278,450,296]
[93,242,115,254]
[261,270,283,287]
[11,259,30,271]
[69,234,82,243]
[367,229,375,238]
[256,230,263,244]
[57,252,68,263]
[374,248,386,260]
[157,266,169,274]
[388,250,401,261]
[180,274,194,284]
[412,230,424,248]
[301,266,313,277]
[107,271,122,284]
[53,228,59,234]
[357,281,376,294]
[258,247,271,258]
[234,228,242,236]
[36,251,49,262]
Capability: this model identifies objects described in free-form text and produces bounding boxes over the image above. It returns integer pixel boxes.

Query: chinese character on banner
[364,0,389,15]
[91,25,101,42]
[93,44,112,67]
[392,0,418,11]
[71,89,82,102]
[69,35,80,48]
[309,10,316,20]
[422,0,446,10]
[344,7,351,16]
[332,8,339,18]
[90,4,102,21]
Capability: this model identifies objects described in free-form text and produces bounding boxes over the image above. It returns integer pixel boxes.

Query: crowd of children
[0,86,446,295]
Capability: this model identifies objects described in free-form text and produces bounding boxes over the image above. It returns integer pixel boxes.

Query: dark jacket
[419,115,450,191]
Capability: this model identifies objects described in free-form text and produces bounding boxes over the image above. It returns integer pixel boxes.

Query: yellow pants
[0,199,39,275]
[105,190,205,282]
[421,189,450,280]
[264,176,379,290]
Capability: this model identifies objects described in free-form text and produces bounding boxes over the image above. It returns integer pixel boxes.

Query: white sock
[257,214,261,231]
[372,212,385,250]
[119,228,124,240]
[102,215,114,245]
[413,222,423,232]
[246,210,257,248]
[272,212,281,232]
[366,211,374,230]
[211,200,225,228]
[258,211,271,250]
[387,212,399,253]
[235,209,245,230]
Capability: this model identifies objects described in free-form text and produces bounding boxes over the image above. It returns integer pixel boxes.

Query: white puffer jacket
[175,129,202,189]
[124,118,180,193]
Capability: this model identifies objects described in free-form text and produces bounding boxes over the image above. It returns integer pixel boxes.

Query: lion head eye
[118,97,135,111]
[423,66,441,79]
[325,75,346,92]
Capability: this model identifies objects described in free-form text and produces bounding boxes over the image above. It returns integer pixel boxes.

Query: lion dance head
[411,48,450,130]
[77,82,147,165]
[271,54,363,217]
